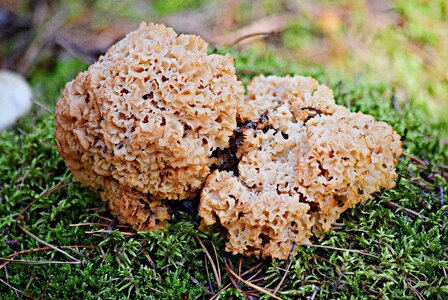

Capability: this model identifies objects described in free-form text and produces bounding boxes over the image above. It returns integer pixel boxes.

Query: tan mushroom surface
[55,23,244,230]
[199,75,402,259]
[55,23,402,258]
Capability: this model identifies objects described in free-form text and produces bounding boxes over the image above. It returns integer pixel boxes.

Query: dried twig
[194,235,222,287]
[224,260,245,297]
[103,217,118,239]
[210,240,222,285]
[0,258,82,265]
[402,152,428,169]
[7,245,97,259]
[383,201,429,221]
[17,223,79,262]
[70,222,131,229]
[31,98,54,115]
[299,243,379,259]
[204,256,214,292]
[85,229,136,237]
[141,248,155,269]
[273,242,295,294]
[38,275,53,300]
[0,277,35,299]
[210,261,264,300]
[404,278,426,300]
[224,259,282,300]
[231,31,276,46]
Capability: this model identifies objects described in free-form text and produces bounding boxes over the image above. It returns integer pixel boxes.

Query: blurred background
[1,0,447,114]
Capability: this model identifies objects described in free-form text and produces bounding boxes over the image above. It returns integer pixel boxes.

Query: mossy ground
[1,1,448,299]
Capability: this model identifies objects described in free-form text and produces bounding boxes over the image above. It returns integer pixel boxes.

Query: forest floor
[1,1,447,299]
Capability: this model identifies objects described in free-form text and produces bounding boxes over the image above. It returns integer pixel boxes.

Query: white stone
[0,70,33,131]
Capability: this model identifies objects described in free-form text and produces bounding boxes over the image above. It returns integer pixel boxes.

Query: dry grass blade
[204,256,214,292]
[141,248,156,269]
[40,182,72,197]
[194,235,222,287]
[0,277,35,299]
[0,258,82,265]
[402,152,428,169]
[273,242,295,294]
[384,201,429,220]
[84,229,136,237]
[298,243,379,259]
[70,222,131,229]
[210,261,264,300]
[38,275,53,300]
[405,278,426,300]
[17,223,79,262]
[231,31,275,46]
[224,260,245,297]
[31,98,54,115]
[224,259,282,300]
[210,239,222,284]
[7,245,97,259]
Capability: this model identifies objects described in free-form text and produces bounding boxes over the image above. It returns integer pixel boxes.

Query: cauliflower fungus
[199,75,402,259]
[55,23,244,230]
[55,23,402,259]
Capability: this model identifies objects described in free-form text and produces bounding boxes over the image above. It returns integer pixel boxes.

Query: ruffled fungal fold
[238,75,343,132]
[55,22,402,258]
[55,23,244,230]
[199,75,402,259]
[297,110,402,231]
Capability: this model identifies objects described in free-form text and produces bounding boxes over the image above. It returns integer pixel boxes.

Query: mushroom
[55,23,244,230]
[199,75,402,259]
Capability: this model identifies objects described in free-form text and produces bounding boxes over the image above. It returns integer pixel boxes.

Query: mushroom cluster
[55,24,402,259]
[199,76,402,259]
[55,23,244,230]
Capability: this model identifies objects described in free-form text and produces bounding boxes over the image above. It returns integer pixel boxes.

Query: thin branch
[7,245,97,259]
[141,248,156,269]
[194,235,222,287]
[0,258,82,265]
[17,223,79,262]
[40,182,71,198]
[70,222,131,229]
[273,242,295,294]
[225,261,245,297]
[231,31,276,46]
[210,240,222,286]
[383,201,429,221]
[38,275,53,300]
[402,152,428,169]
[31,98,54,115]
[210,261,264,300]
[224,259,282,300]
[404,278,426,300]
[84,229,136,237]
[0,277,35,299]
[298,244,379,259]
[204,256,214,292]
